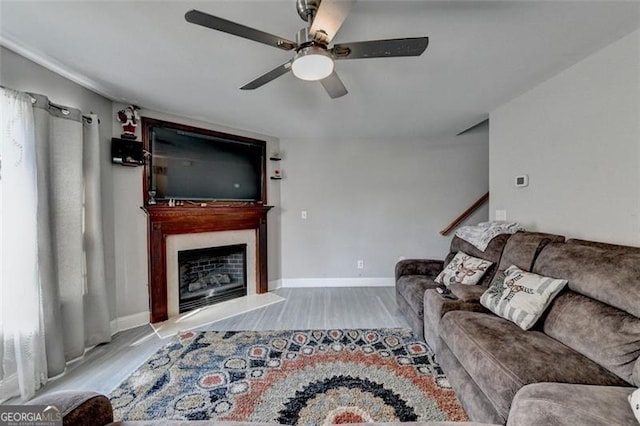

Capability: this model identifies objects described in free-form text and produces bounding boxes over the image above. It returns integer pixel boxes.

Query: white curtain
[0,88,111,401]
[0,88,48,401]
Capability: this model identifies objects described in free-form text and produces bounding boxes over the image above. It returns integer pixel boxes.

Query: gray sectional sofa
[397,231,640,425]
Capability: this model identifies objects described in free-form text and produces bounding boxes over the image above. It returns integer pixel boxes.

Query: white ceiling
[1,1,639,140]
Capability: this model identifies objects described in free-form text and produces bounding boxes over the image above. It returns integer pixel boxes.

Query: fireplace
[165,228,258,318]
[145,204,271,322]
[178,244,247,313]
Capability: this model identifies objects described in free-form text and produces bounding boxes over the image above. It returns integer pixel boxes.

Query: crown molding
[1,34,117,101]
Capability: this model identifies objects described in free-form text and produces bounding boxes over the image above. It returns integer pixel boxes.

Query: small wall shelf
[111,137,144,166]
[270,153,282,180]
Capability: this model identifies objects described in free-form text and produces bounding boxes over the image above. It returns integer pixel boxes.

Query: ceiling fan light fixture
[291,46,334,81]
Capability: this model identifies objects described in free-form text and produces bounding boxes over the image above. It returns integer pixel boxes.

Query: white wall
[279,124,489,286]
[490,30,640,245]
[110,103,282,321]
[0,46,118,320]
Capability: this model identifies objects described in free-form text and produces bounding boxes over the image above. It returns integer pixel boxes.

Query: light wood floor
[27,287,409,401]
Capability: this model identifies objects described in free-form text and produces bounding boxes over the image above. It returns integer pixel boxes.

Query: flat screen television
[144,119,266,203]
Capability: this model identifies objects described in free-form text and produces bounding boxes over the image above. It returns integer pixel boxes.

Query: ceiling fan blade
[185,10,297,51]
[309,0,355,43]
[320,71,348,99]
[240,61,293,90]
[332,37,429,59]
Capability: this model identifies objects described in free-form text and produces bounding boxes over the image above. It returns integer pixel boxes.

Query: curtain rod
[43,100,100,124]
[0,84,100,124]
[1,85,100,124]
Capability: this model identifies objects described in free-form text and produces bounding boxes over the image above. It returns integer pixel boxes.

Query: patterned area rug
[110,329,468,424]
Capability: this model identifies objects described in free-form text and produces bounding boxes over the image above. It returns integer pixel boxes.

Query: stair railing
[440,192,489,236]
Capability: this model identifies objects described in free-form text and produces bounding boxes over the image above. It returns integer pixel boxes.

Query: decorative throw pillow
[630,388,640,423]
[435,251,493,286]
[480,265,567,330]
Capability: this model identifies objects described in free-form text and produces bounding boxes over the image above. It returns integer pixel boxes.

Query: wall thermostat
[515,175,529,187]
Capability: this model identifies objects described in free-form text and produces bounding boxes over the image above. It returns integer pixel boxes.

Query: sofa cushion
[444,234,511,287]
[543,290,640,385]
[507,383,637,426]
[439,311,628,419]
[396,275,440,319]
[480,266,567,330]
[448,284,487,303]
[423,289,488,352]
[496,232,565,273]
[435,252,493,286]
[533,242,640,318]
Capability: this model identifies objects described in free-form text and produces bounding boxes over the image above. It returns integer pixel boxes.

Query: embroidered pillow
[480,265,567,330]
[435,251,493,286]
[630,388,640,423]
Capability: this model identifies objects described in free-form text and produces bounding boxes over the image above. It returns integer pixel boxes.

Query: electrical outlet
[357,260,364,269]
[301,210,307,220]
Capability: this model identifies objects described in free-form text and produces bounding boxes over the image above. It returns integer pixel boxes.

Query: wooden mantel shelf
[142,203,272,222]
[143,203,273,323]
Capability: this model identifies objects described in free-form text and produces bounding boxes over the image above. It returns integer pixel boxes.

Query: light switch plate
[495,210,507,221]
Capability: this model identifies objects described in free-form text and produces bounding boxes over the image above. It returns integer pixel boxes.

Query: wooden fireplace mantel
[143,203,273,323]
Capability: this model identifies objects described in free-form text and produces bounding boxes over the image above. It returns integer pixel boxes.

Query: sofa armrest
[27,390,114,426]
[448,284,487,303]
[507,383,636,426]
[395,259,444,280]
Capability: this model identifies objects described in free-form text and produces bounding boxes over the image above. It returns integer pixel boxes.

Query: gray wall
[279,124,489,283]
[0,46,118,320]
[490,29,640,245]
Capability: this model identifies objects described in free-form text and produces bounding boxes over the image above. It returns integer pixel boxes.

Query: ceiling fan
[185,0,429,99]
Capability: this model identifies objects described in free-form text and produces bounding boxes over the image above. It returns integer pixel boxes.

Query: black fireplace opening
[178,244,247,313]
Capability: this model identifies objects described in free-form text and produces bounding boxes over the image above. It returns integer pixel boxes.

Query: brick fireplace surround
[143,204,272,323]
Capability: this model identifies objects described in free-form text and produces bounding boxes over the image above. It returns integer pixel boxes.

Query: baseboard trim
[268,279,283,291]
[110,311,150,335]
[281,277,394,288]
